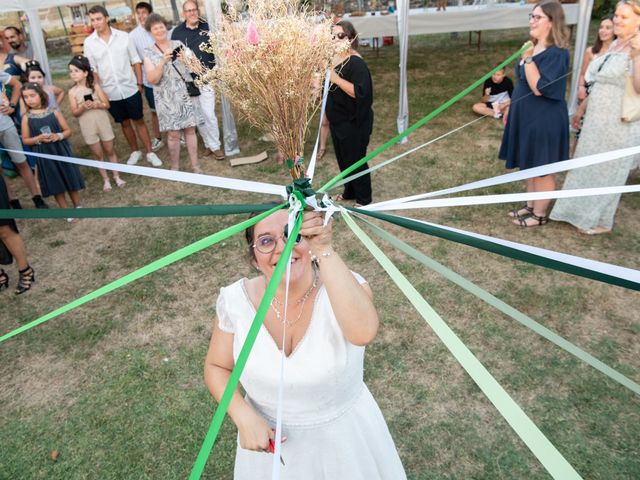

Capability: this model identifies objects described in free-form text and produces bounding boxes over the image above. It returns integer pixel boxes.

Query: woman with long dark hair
[326,20,374,207]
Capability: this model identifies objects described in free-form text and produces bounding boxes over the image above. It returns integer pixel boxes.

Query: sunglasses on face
[253,232,302,254]
[333,32,348,40]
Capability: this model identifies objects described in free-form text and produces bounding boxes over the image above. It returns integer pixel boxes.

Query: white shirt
[129,24,155,88]
[83,28,141,101]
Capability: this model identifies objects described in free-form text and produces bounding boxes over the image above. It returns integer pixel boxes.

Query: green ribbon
[0,204,286,344]
[189,211,303,479]
[341,209,582,480]
[0,204,276,220]
[360,217,640,396]
[286,177,316,199]
[318,43,532,194]
[350,208,640,291]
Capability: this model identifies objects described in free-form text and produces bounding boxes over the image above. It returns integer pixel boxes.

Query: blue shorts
[143,85,156,112]
[108,91,144,123]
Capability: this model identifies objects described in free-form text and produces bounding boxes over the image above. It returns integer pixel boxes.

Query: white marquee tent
[2,0,593,144]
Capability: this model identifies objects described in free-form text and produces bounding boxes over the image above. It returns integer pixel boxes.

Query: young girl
[68,55,125,191]
[20,83,85,222]
[19,62,65,111]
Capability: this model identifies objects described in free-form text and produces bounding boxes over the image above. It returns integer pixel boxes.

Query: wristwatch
[524,57,534,65]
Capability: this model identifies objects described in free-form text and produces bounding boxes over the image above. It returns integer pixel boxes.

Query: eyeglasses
[333,32,348,40]
[184,8,199,13]
[253,233,302,254]
[528,13,548,22]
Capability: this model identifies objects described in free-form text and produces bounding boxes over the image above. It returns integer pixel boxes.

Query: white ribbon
[306,70,331,182]
[1,148,286,197]
[365,185,640,212]
[367,145,640,210]
[402,215,640,284]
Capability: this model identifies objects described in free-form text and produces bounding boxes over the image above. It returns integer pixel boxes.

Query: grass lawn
[1,27,639,479]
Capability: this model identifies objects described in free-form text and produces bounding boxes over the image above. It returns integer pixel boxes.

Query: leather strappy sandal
[15,265,35,295]
[508,205,533,218]
[513,212,548,227]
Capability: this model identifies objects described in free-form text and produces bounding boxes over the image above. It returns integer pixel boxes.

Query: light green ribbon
[0,204,285,344]
[189,211,303,480]
[318,42,532,194]
[360,217,640,396]
[341,209,582,480]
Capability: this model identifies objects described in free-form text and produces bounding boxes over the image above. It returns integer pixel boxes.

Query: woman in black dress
[499,0,570,227]
[0,177,35,294]
[326,20,374,207]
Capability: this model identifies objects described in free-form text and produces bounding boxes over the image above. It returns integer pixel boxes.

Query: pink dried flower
[246,21,260,45]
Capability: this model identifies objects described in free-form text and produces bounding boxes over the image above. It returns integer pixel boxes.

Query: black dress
[0,176,18,234]
[499,46,569,170]
[326,55,374,205]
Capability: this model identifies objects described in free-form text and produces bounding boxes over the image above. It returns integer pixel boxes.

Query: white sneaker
[151,138,164,151]
[127,150,142,165]
[146,152,162,167]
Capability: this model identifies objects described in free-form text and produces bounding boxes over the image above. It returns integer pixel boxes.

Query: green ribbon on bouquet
[189,211,303,479]
[0,204,285,344]
[359,217,640,396]
[341,209,582,480]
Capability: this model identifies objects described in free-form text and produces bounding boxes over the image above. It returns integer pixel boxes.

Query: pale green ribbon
[341,209,582,480]
[360,217,640,396]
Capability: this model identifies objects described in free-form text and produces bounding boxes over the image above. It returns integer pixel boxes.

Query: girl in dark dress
[326,20,374,207]
[499,0,570,227]
[20,83,85,221]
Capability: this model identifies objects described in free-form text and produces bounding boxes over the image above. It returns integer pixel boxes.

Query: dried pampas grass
[184,0,342,179]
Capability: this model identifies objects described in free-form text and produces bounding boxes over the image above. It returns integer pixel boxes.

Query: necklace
[270,271,318,327]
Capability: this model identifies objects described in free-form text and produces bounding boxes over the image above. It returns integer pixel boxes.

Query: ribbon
[189,212,303,480]
[0,203,278,220]
[341,209,582,480]
[0,148,287,197]
[367,145,640,210]
[359,216,640,396]
[0,204,286,344]
[317,42,533,194]
[364,184,640,212]
[306,69,331,181]
[349,208,640,291]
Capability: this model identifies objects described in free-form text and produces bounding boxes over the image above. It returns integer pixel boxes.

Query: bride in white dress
[205,209,407,479]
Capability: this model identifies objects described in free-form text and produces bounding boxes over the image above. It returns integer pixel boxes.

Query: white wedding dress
[216,274,407,480]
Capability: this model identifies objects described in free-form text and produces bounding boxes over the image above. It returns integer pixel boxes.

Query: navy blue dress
[26,110,85,198]
[499,46,569,170]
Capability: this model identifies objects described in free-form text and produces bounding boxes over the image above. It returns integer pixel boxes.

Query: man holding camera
[84,5,162,167]
[171,0,225,161]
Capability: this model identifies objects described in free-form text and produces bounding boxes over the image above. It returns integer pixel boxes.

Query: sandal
[15,265,35,295]
[103,180,112,192]
[507,205,533,218]
[513,212,548,227]
[114,177,126,188]
[317,148,326,160]
[0,269,8,291]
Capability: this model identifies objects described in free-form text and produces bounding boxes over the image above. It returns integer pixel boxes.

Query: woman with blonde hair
[550,0,640,234]
[499,0,570,227]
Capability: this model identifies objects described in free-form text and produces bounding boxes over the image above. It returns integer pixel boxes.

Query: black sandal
[508,205,533,218]
[15,265,35,295]
[0,269,8,291]
[514,213,549,227]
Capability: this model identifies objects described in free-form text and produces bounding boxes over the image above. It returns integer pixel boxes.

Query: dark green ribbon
[350,208,639,291]
[0,204,276,219]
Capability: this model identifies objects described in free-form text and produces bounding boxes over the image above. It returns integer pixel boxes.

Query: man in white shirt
[128,1,163,151]
[83,5,162,167]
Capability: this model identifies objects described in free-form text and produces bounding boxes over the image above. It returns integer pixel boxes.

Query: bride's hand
[300,211,333,254]
[236,408,273,452]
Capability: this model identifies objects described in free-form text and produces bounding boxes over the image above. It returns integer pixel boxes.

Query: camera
[171,46,183,61]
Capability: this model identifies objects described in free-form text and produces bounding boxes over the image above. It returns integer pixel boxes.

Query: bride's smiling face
[251,210,312,283]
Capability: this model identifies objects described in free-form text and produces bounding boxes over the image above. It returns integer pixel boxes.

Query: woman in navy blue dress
[499,0,570,227]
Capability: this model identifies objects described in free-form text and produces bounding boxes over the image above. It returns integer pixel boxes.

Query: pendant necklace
[270,271,318,327]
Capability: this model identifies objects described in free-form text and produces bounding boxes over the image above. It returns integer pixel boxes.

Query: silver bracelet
[309,250,333,264]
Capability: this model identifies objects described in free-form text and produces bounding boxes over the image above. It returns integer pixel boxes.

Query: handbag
[155,43,201,97]
[621,74,640,123]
